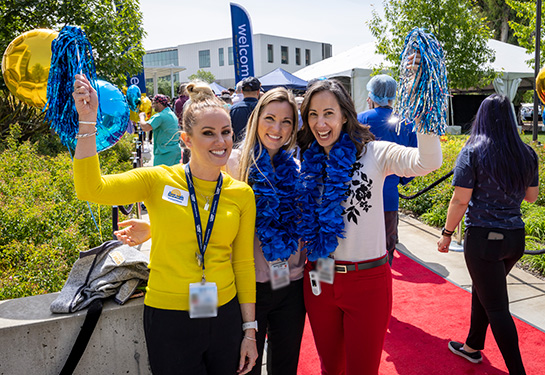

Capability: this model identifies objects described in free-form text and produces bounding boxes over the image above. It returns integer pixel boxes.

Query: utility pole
[534,0,542,142]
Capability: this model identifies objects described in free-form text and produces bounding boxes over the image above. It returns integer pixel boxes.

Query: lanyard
[184,165,223,282]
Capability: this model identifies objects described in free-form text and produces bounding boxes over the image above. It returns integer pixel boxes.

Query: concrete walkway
[397,213,545,333]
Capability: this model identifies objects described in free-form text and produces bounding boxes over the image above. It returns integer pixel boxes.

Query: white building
[144,34,332,90]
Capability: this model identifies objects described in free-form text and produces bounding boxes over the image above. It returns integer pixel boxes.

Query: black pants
[143,297,243,375]
[249,278,306,375]
[384,211,398,266]
[464,227,526,375]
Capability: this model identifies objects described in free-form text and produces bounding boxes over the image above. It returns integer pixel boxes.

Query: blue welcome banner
[127,66,146,94]
[230,3,255,84]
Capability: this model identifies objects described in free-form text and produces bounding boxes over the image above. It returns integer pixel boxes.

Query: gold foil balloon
[140,94,153,120]
[1,29,58,108]
[537,66,545,105]
[130,109,140,123]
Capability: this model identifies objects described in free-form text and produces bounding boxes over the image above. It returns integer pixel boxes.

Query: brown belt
[334,255,388,273]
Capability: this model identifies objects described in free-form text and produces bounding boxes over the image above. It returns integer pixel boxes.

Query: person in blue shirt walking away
[358,75,417,265]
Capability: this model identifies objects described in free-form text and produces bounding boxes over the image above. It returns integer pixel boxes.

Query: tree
[146,78,179,97]
[475,0,521,44]
[188,69,216,84]
[0,0,146,89]
[506,0,545,68]
[368,0,496,90]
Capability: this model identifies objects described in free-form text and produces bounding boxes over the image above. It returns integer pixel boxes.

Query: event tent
[259,67,308,91]
[209,81,227,95]
[294,40,535,113]
[144,65,186,98]
[294,42,385,112]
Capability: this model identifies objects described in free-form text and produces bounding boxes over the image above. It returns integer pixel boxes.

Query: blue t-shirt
[453,146,539,229]
[358,107,418,211]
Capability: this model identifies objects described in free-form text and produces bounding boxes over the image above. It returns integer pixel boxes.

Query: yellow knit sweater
[74,155,256,310]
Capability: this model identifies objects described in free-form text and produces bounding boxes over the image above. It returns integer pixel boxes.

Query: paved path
[397,213,545,333]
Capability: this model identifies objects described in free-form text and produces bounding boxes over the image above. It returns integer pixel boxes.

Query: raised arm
[72,74,99,159]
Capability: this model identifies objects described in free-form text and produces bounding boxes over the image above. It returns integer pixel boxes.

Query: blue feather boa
[297,132,357,261]
[249,146,300,262]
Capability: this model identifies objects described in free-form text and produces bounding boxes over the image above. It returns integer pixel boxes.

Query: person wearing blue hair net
[357,74,417,266]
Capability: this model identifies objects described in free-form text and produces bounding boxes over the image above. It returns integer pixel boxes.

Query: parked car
[520,103,542,121]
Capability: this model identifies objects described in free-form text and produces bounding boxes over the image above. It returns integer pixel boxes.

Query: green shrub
[400,136,464,219]
[0,90,49,153]
[0,126,136,300]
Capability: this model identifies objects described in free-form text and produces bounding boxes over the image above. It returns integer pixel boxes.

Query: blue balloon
[68,80,129,152]
[126,84,142,112]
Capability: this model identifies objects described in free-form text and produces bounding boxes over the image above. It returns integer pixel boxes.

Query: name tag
[162,185,189,206]
[316,257,335,284]
[270,261,290,290]
[189,282,218,318]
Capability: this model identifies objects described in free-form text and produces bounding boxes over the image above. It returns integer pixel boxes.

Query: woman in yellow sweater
[72,75,258,374]
[116,88,305,375]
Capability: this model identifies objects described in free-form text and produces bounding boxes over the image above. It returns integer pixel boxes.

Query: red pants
[304,261,392,375]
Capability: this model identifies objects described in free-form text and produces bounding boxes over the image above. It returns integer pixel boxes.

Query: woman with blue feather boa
[297,60,443,374]
[226,87,306,375]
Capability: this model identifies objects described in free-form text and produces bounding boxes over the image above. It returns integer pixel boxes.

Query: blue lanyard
[184,165,223,280]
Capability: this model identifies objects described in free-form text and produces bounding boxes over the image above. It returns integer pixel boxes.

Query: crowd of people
[71,48,536,374]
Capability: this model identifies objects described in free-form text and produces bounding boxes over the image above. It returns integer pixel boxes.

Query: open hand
[114,219,151,247]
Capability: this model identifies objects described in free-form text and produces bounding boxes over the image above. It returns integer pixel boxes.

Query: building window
[267,44,274,63]
[295,48,301,65]
[322,43,332,59]
[305,49,311,66]
[281,46,288,64]
[228,47,234,65]
[199,50,210,68]
[219,48,224,66]
[143,49,178,67]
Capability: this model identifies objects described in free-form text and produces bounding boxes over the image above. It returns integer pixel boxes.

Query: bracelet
[79,121,97,126]
[243,336,256,342]
[441,227,455,237]
[75,131,97,139]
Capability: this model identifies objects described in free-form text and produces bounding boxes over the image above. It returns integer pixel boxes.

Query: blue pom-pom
[45,25,100,149]
[395,27,449,135]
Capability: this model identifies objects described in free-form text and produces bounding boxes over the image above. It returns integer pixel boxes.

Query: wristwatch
[441,227,454,237]
[242,321,258,332]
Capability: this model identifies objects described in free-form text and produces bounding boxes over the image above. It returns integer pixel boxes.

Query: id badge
[189,282,218,318]
[316,257,335,284]
[270,261,290,290]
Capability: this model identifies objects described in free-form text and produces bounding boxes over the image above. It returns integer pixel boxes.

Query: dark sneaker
[448,341,482,364]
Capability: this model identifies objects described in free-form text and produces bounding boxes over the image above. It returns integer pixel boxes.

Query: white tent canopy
[294,40,535,113]
[294,42,385,112]
[144,65,186,98]
[486,39,534,81]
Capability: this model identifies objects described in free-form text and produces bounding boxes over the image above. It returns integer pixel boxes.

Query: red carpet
[297,252,545,374]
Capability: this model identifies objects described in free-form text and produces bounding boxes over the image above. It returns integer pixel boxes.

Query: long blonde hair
[238,87,299,183]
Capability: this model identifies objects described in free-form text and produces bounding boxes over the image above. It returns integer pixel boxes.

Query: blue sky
[139,0,384,55]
